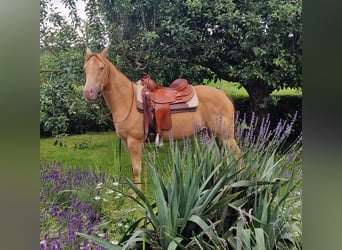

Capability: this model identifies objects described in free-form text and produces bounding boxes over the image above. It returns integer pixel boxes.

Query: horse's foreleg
[127,138,143,191]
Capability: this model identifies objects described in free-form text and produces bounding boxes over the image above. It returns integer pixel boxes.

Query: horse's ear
[100,46,110,58]
[86,47,92,56]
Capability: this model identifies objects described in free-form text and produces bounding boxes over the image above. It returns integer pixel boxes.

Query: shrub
[234,96,302,143]
[40,50,112,138]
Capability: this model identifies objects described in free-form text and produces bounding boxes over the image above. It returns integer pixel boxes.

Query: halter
[85,53,135,124]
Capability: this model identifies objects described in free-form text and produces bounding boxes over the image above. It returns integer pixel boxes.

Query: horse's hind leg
[216,121,241,160]
[227,138,241,160]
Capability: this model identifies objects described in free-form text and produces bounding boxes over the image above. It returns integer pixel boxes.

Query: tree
[151,0,302,117]
[41,0,302,118]
[40,0,84,54]
[40,1,112,137]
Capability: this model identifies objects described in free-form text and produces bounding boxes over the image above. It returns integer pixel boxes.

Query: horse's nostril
[83,87,92,93]
[83,89,90,97]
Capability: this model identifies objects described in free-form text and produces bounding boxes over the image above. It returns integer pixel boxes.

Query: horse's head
[83,46,109,100]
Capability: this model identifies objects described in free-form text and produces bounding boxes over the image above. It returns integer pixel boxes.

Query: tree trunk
[243,80,273,119]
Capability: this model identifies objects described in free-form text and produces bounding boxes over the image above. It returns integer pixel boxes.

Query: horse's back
[194,85,234,110]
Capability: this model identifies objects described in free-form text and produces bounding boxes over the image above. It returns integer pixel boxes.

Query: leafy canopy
[41,0,302,116]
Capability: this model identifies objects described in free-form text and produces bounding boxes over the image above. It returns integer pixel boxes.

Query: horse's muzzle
[83,86,97,100]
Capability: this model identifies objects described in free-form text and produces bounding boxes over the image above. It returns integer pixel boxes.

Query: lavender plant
[235,111,300,154]
[40,161,135,249]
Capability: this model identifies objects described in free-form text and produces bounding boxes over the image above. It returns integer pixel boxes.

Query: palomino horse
[83,46,241,190]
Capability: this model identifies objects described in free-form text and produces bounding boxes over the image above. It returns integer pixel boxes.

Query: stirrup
[155,134,164,148]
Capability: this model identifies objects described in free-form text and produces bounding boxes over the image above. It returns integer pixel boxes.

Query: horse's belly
[162,112,204,140]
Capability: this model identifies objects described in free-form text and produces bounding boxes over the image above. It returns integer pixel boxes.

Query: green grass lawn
[40,132,129,175]
[40,131,172,181]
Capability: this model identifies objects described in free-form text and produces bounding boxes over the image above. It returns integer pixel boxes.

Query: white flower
[96,182,103,189]
[98,233,105,237]
[106,189,114,194]
[94,196,101,200]
[117,223,123,227]
[111,240,119,245]
[124,224,129,229]
[288,33,294,38]
[113,182,119,186]
[102,198,108,202]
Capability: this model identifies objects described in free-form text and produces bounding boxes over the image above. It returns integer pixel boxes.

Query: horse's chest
[114,121,144,140]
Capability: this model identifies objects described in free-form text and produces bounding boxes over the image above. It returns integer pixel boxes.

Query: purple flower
[40,161,116,249]
[82,204,89,213]
[40,242,45,250]
[68,226,75,242]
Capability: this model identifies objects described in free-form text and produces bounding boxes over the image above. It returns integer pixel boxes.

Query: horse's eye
[99,66,104,71]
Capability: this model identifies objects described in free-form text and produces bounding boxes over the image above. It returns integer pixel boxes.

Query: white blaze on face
[83,59,101,100]
[83,47,109,100]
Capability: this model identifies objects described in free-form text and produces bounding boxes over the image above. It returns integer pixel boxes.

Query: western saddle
[137,74,197,147]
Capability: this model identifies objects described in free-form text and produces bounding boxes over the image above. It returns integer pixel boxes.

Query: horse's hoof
[155,134,163,147]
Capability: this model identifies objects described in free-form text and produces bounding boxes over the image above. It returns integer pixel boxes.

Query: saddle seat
[149,78,194,104]
[136,74,198,146]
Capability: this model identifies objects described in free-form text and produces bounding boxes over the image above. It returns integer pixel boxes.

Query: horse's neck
[102,62,135,121]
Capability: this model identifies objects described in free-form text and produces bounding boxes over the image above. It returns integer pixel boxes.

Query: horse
[83,46,241,191]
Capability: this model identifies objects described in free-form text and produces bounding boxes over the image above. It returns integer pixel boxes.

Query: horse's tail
[225,93,239,139]
[225,93,235,107]
[224,93,236,119]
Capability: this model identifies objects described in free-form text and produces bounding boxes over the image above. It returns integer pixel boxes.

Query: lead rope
[96,81,135,124]
[97,93,113,122]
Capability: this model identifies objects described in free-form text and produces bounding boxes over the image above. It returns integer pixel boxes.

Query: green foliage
[81,0,301,113]
[177,0,301,114]
[41,114,301,249]
[118,140,236,249]
[41,0,301,117]
[207,80,302,100]
[83,133,301,249]
[40,50,112,137]
[40,0,83,52]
